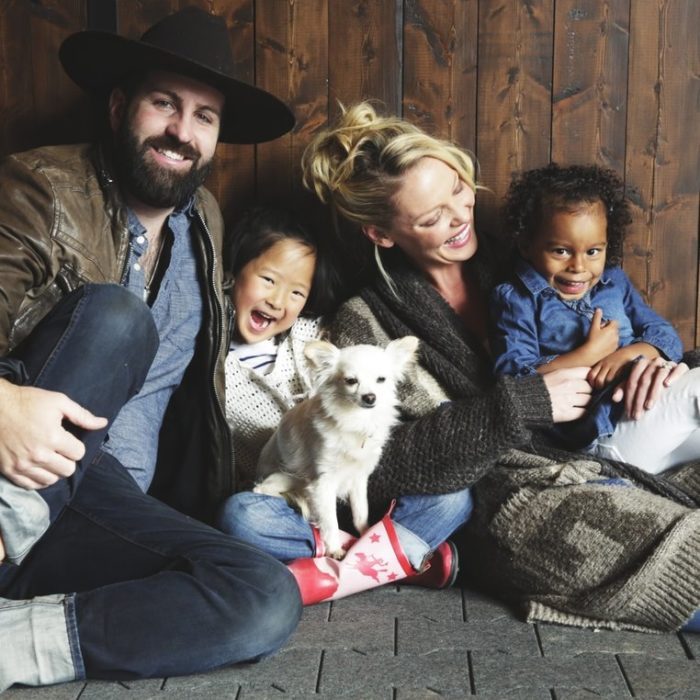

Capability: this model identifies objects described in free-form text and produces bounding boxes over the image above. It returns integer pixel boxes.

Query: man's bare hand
[0,379,107,489]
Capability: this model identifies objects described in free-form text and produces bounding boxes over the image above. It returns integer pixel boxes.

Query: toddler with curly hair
[490,162,700,474]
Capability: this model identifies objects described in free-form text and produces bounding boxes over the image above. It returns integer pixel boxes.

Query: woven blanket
[467,449,700,631]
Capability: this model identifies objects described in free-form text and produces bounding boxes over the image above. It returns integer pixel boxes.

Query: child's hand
[588,347,637,389]
[583,308,619,364]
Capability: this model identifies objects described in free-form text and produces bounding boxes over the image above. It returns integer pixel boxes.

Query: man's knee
[213,553,302,664]
[240,562,301,660]
[80,284,157,353]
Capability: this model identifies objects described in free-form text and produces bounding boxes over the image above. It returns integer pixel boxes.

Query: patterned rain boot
[400,539,459,589]
[289,512,459,605]
[310,525,357,557]
[288,512,412,605]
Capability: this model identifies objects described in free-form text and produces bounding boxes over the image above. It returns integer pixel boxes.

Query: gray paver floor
[4,584,698,698]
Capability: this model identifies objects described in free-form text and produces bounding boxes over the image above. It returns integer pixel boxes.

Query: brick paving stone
[3,683,86,699]
[401,692,552,700]
[537,624,688,659]
[239,690,392,700]
[681,630,699,659]
[286,617,394,654]
[4,586,696,698]
[471,650,629,696]
[319,649,472,696]
[555,691,630,699]
[164,649,320,696]
[297,601,331,622]
[617,653,700,696]
[462,587,523,623]
[329,585,463,622]
[398,616,540,657]
[80,680,166,699]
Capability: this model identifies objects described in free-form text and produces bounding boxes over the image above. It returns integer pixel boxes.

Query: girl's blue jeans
[218,487,474,570]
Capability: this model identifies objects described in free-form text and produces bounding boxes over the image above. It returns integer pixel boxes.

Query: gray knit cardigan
[329,261,700,631]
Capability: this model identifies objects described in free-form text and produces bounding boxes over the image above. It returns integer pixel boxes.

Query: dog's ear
[385,336,419,376]
[304,340,340,374]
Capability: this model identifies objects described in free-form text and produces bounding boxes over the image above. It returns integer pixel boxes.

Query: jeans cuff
[64,593,86,680]
[0,475,51,564]
[393,521,431,571]
[0,593,82,688]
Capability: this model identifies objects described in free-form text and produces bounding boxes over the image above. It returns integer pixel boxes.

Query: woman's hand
[611,357,687,419]
[542,367,593,423]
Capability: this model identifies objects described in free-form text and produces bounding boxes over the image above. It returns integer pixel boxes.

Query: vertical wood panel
[0,1,87,155]
[475,0,554,240]
[0,3,35,154]
[328,0,401,116]
[654,0,700,349]
[402,0,478,149]
[116,0,178,38]
[205,0,256,224]
[625,0,700,349]
[551,0,629,172]
[0,0,697,337]
[255,0,328,208]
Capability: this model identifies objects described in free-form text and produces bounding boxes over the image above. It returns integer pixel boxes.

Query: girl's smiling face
[366,157,478,274]
[232,238,316,344]
[522,200,608,300]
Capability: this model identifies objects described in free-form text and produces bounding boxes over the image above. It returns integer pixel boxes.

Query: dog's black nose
[361,393,376,407]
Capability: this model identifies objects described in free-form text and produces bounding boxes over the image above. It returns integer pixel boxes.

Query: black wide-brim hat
[59,6,294,144]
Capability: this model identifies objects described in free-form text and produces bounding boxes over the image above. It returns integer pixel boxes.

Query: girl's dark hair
[226,206,337,317]
[503,163,632,266]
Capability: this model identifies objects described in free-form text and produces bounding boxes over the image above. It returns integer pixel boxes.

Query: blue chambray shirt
[490,258,683,447]
[101,202,203,490]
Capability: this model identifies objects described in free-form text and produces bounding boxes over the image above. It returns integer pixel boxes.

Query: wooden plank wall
[1,1,698,348]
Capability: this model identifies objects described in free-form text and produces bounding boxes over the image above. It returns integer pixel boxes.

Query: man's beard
[113,121,214,209]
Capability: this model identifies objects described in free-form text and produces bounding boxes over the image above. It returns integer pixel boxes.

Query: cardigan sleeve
[369,373,552,500]
[329,296,553,501]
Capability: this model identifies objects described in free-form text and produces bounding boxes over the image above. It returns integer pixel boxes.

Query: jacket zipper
[196,208,234,495]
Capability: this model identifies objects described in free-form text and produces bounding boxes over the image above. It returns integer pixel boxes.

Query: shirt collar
[515,257,615,297]
[515,258,551,295]
[126,196,196,239]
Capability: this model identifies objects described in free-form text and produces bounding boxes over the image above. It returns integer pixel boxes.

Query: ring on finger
[660,360,674,369]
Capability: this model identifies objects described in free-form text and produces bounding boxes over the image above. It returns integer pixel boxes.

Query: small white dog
[254,336,419,559]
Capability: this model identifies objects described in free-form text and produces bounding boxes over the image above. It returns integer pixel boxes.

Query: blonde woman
[299,102,699,633]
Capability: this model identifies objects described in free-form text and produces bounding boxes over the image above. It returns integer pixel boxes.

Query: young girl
[221,207,333,491]
[491,163,700,474]
[218,206,470,605]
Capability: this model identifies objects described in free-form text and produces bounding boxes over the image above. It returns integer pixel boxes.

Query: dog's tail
[253,472,313,520]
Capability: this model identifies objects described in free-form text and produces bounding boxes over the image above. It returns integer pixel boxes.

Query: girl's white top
[224,316,322,489]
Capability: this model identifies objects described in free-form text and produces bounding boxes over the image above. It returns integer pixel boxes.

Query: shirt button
[134,263,141,272]
[136,235,145,244]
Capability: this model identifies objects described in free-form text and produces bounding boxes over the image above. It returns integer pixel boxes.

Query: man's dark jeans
[0,284,301,679]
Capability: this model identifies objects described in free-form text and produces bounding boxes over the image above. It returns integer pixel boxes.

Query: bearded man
[0,7,302,689]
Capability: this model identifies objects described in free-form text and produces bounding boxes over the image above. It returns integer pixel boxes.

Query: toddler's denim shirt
[490,259,683,447]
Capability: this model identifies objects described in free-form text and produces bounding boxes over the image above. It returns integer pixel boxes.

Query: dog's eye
[376,377,386,383]
[344,377,358,386]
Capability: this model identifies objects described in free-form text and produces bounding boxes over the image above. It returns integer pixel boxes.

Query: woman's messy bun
[302,102,476,233]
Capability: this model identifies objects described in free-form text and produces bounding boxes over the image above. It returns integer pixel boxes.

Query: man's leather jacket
[0,143,233,521]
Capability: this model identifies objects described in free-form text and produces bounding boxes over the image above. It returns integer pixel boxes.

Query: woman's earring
[374,245,398,296]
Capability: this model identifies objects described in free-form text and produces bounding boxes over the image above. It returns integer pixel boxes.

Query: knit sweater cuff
[503,374,552,429]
